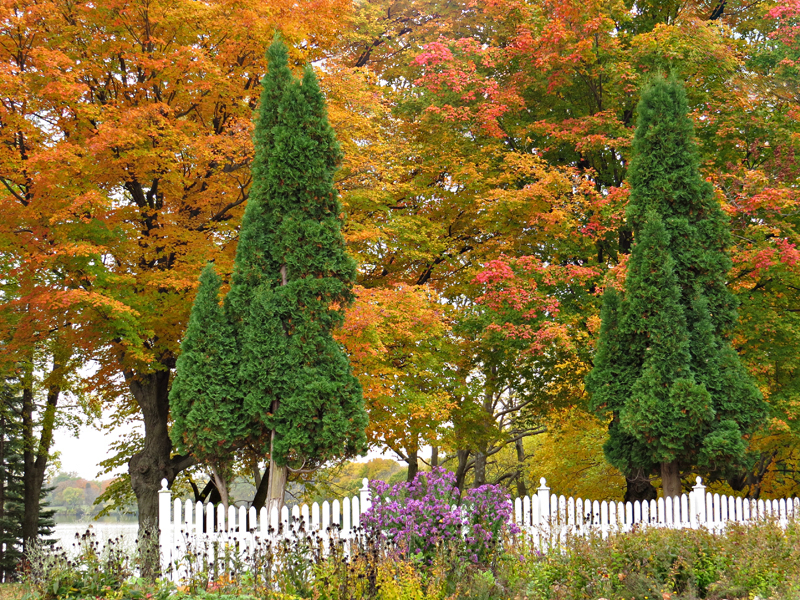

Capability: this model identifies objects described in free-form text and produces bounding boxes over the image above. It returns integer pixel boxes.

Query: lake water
[51,522,139,554]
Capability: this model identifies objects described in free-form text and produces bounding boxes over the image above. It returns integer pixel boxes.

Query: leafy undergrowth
[15,520,800,600]
[0,584,24,600]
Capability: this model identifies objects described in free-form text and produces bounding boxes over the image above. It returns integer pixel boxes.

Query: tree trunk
[126,369,195,579]
[264,267,291,518]
[430,446,438,469]
[473,449,487,487]
[251,461,262,490]
[727,450,776,499]
[251,464,270,511]
[405,449,418,482]
[455,449,470,492]
[661,461,682,499]
[624,468,658,503]
[515,437,527,498]
[21,379,59,553]
[266,412,287,517]
[190,477,221,505]
[473,381,494,489]
[210,465,229,512]
[265,460,287,517]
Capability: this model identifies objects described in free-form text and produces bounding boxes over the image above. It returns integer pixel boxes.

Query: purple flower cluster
[462,484,521,563]
[362,468,518,564]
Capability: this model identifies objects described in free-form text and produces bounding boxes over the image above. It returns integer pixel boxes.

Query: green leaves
[233,38,367,468]
[586,77,767,491]
[169,263,244,468]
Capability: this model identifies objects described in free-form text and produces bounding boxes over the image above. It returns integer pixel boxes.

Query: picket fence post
[537,478,550,548]
[360,477,371,512]
[158,478,171,576]
[691,476,706,528]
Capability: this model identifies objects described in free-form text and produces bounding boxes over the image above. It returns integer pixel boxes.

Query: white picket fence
[157,476,799,581]
[157,477,374,581]
[516,477,799,547]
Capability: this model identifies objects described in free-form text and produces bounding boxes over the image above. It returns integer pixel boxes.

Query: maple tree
[304,457,406,503]
[336,285,455,480]
[525,407,626,501]
[1,0,798,547]
[0,0,352,567]
[393,0,800,497]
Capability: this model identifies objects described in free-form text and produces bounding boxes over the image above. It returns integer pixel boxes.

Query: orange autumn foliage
[336,285,456,464]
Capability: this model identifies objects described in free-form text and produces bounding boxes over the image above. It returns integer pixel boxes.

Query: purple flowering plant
[462,484,520,563]
[361,467,519,565]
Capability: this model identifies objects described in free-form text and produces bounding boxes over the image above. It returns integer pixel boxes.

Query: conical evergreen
[226,40,295,315]
[586,77,766,497]
[169,263,244,507]
[230,39,367,508]
[0,384,24,581]
[0,380,52,580]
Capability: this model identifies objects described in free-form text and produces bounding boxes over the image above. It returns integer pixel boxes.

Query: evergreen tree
[231,39,367,512]
[169,263,244,509]
[586,78,767,498]
[0,384,24,581]
[0,380,53,580]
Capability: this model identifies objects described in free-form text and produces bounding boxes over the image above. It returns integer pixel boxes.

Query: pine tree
[0,380,52,580]
[0,384,24,581]
[232,40,367,512]
[586,77,767,498]
[169,263,244,509]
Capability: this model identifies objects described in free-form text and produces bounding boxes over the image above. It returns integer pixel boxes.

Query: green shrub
[18,519,800,600]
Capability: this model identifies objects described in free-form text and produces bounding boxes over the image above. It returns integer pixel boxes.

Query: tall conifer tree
[169,263,243,509]
[0,380,53,579]
[586,78,767,498]
[229,39,367,511]
[0,384,24,581]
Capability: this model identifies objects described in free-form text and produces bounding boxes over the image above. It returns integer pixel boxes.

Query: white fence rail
[157,476,799,581]
[157,477,374,581]
[516,477,800,549]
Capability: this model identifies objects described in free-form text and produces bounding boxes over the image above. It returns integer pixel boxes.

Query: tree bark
[660,461,682,499]
[210,465,229,512]
[473,449,487,487]
[515,437,527,498]
[190,477,221,504]
[21,378,59,553]
[405,449,419,482]
[251,461,262,490]
[455,449,470,491]
[126,368,195,578]
[430,446,438,469]
[251,464,270,511]
[473,381,494,488]
[264,265,291,517]
[624,468,658,503]
[265,461,287,518]
[727,450,776,499]
[0,411,6,580]
[266,410,287,517]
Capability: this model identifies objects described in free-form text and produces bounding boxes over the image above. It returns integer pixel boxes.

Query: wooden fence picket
[157,477,799,582]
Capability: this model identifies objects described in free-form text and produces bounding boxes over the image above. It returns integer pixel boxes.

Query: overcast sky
[51,419,396,482]
[51,420,139,481]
